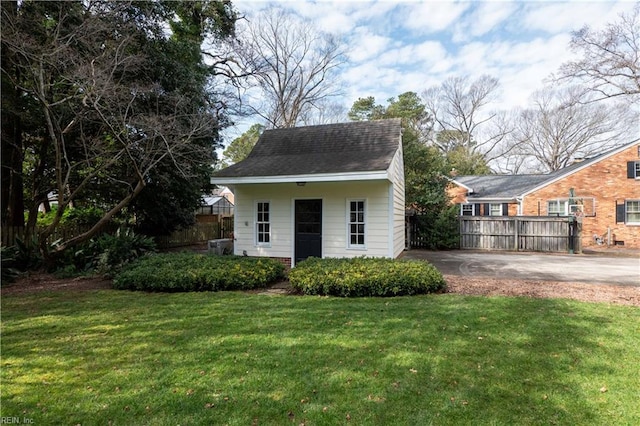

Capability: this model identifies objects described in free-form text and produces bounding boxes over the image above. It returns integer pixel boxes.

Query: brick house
[449,140,640,249]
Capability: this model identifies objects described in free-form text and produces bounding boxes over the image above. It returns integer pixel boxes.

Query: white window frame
[489,203,503,216]
[347,199,366,249]
[461,204,475,216]
[626,200,640,225]
[635,161,640,178]
[255,201,271,246]
[547,199,569,216]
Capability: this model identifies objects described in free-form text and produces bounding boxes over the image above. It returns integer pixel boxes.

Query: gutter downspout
[515,197,523,216]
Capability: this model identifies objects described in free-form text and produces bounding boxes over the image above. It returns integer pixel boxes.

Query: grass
[1,289,639,425]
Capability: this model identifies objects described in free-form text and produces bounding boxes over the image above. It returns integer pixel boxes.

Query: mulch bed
[2,273,638,307]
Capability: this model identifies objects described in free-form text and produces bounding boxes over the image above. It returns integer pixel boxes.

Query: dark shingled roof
[454,175,551,199]
[214,119,402,178]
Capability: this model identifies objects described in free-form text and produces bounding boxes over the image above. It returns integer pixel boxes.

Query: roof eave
[211,170,390,185]
[465,197,518,203]
[449,178,474,193]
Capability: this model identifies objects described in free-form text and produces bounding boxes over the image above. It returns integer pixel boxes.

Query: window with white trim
[461,204,475,216]
[348,200,366,248]
[489,203,503,216]
[256,201,271,245]
[548,199,569,216]
[626,200,640,224]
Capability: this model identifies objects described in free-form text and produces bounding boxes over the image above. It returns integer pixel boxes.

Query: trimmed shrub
[289,257,447,297]
[113,252,285,292]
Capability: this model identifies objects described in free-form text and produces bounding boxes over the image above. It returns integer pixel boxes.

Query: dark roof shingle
[214,119,402,178]
[455,175,550,199]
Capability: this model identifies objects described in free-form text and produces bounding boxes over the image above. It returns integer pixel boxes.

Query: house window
[626,200,640,224]
[461,204,475,216]
[548,200,569,216]
[348,200,366,248]
[256,201,270,245]
[489,203,503,216]
[627,161,640,178]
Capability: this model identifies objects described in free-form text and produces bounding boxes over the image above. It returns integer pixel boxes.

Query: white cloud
[347,27,392,62]
[401,1,471,34]
[453,1,518,42]
[521,1,635,33]
[376,40,448,67]
[224,0,636,139]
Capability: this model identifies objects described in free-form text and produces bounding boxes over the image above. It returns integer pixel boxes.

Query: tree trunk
[1,1,25,227]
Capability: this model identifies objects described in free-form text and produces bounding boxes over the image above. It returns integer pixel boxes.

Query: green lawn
[1,290,638,425]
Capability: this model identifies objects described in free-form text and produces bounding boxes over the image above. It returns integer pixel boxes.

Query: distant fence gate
[459,216,581,253]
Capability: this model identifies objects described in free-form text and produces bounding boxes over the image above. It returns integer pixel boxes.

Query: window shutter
[483,203,489,216]
[616,203,626,223]
[627,162,636,178]
[502,203,509,216]
[473,203,480,216]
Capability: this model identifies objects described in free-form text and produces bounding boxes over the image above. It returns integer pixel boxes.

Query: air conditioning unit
[208,238,234,255]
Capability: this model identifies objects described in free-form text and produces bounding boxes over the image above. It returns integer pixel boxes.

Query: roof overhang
[448,178,474,193]
[211,170,390,186]
[464,197,519,203]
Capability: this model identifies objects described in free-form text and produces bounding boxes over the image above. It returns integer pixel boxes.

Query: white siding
[231,181,394,262]
[388,143,406,257]
[232,185,291,258]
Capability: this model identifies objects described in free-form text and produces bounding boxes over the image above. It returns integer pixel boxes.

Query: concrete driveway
[401,250,640,287]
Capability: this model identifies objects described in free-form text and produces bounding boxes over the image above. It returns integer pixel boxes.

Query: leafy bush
[1,246,21,284]
[289,257,447,297]
[36,205,105,227]
[412,206,460,250]
[90,228,157,275]
[11,236,42,271]
[57,228,156,276]
[113,253,285,292]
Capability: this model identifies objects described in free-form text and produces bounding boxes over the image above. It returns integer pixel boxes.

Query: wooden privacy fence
[154,219,234,248]
[1,219,234,249]
[459,216,580,253]
[1,224,107,247]
[406,216,432,249]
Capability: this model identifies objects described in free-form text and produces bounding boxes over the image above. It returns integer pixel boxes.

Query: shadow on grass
[1,291,637,425]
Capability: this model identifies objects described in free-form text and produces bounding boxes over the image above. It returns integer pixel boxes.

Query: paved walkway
[401,250,640,286]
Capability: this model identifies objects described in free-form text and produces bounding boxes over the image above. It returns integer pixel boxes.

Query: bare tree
[422,75,513,165]
[299,99,348,126]
[1,2,225,259]
[511,86,636,172]
[234,7,346,128]
[556,4,640,103]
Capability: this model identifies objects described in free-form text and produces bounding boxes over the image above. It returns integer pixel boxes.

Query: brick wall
[522,144,640,249]
[271,257,292,269]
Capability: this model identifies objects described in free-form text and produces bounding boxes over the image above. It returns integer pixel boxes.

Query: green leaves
[289,257,446,297]
[112,252,285,292]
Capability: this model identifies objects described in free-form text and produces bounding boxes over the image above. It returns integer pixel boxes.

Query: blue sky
[225,0,637,141]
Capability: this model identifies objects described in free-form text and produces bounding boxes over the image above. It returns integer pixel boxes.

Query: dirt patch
[444,275,640,307]
[2,273,638,306]
[1,273,112,295]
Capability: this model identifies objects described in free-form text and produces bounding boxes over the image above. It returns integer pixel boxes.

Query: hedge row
[113,252,285,292]
[289,257,446,297]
